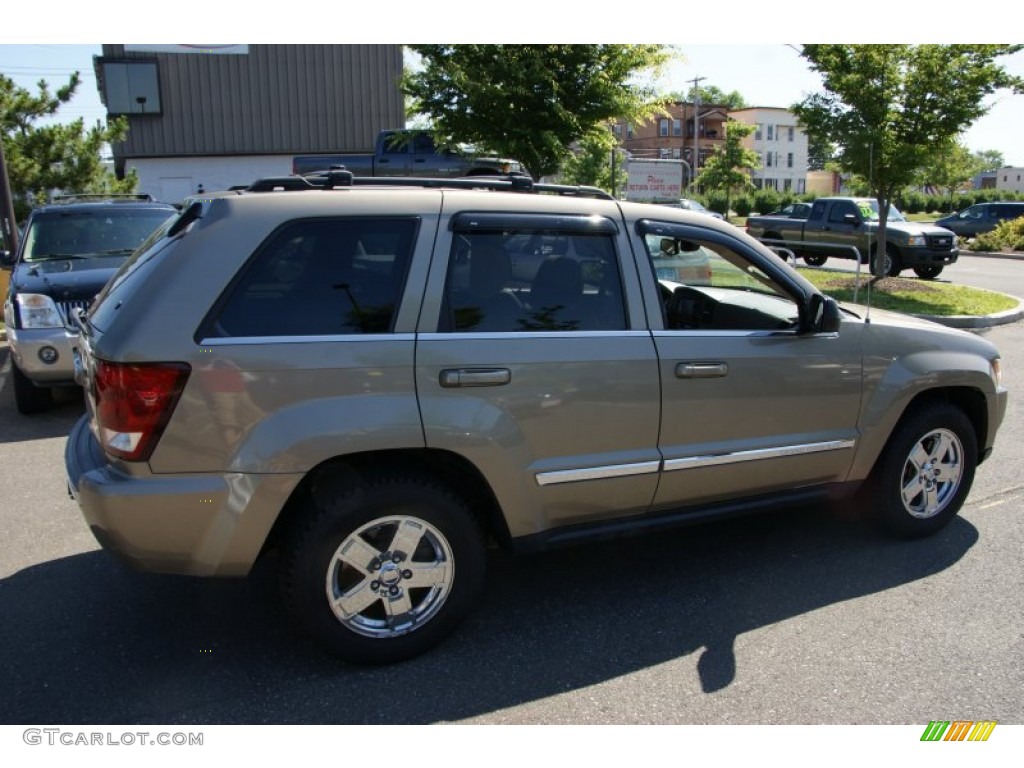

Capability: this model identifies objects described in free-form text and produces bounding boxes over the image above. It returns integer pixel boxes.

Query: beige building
[995,167,1024,193]
[730,107,808,193]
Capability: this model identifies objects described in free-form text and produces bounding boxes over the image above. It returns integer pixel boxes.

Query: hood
[864,220,955,237]
[10,256,128,302]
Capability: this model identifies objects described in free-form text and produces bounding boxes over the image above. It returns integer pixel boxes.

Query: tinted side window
[641,234,799,332]
[442,230,627,332]
[209,218,417,337]
[828,202,857,223]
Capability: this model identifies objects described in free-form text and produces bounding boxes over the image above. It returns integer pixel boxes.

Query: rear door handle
[676,362,728,379]
[439,368,512,388]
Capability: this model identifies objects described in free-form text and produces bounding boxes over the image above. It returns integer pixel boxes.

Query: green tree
[694,120,759,221]
[972,149,1005,172]
[403,45,672,180]
[917,139,984,213]
[665,84,747,110]
[792,44,1023,275]
[1,71,137,221]
[558,130,628,193]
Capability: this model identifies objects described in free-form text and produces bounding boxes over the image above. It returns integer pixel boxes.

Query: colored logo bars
[921,721,997,742]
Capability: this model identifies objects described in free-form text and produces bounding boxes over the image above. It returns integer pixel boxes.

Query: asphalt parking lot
[1,319,1022,725]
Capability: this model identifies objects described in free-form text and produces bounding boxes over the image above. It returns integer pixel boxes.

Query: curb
[916,296,1024,329]
[961,250,1024,262]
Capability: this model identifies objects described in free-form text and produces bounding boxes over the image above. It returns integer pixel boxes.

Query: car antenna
[860,142,874,324]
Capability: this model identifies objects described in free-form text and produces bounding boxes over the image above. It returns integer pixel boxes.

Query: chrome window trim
[419,330,652,342]
[536,460,661,487]
[198,333,416,346]
[653,329,799,339]
[663,439,856,472]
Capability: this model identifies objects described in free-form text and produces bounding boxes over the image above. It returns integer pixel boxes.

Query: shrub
[753,189,782,216]
[732,195,753,217]
[969,215,1024,252]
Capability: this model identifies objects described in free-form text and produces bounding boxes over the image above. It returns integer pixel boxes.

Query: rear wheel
[281,472,486,664]
[12,363,54,415]
[862,403,977,538]
[803,255,828,267]
[913,265,943,280]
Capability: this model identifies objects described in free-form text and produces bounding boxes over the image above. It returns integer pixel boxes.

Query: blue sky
[1,39,1022,165]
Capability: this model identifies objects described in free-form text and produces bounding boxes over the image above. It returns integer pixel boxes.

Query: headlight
[906,235,926,247]
[15,293,63,329]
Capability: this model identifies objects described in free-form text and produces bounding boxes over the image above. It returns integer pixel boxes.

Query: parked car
[291,129,522,177]
[66,174,1006,665]
[935,202,1024,239]
[2,195,178,413]
[745,197,958,278]
[764,202,812,220]
[659,198,725,220]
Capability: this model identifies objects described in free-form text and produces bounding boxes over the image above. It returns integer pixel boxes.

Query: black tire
[12,363,54,415]
[281,472,486,664]
[913,265,944,280]
[862,403,977,539]
[803,255,828,267]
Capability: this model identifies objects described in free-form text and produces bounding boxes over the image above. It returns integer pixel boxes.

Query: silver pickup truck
[65,174,1007,664]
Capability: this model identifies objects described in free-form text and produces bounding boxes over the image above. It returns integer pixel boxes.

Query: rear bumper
[65,414,303,576]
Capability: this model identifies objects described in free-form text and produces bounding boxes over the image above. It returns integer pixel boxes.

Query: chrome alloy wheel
[324,515,454,638]
[899,428,965,519]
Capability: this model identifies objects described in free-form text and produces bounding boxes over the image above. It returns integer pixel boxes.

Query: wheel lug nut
[389,587,400,596]
[370,580,380,591]
[392,552,404,563]
[402,569,413,579]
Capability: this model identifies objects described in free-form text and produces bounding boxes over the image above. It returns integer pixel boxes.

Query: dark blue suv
[2,195,176,413]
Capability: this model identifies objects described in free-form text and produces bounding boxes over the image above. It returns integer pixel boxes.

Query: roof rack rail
[244,172,614,200]
[50,193,155,203]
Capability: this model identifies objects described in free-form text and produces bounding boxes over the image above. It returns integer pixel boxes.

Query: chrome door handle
[676,362,728,379]
[439,368,512,388]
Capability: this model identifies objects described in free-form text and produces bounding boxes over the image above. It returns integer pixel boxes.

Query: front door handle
[439,368,512,388]
[676,362,728,379]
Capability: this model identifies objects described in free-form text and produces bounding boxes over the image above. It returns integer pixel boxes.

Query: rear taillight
[93,360,190,462]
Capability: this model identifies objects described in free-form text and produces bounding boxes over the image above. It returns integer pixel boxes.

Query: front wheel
[869,245,903,277]
[862,403,977,538]
[913,265,944,280]
[803,255,828,267]
[281,473,486,664]
[12,363,54,415]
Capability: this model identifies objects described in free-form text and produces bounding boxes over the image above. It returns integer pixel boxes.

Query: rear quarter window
[205,217,418,338]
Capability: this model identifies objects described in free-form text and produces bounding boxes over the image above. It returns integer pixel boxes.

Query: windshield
[855,200,907,223]
[21,208,176,262]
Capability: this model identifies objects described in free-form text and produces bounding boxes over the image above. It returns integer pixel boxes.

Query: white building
[730,107,809,194]
[995,167,1024,194]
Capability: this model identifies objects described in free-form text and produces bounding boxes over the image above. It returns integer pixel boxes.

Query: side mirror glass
[806,294,841,334]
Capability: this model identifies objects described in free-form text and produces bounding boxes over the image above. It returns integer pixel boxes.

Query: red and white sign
[624,160,684,202]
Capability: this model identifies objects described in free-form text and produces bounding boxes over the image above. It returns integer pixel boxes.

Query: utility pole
[0,135,19,254]
[689,75,705,192]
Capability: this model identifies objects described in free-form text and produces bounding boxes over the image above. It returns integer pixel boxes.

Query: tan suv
[65,174,1007,664]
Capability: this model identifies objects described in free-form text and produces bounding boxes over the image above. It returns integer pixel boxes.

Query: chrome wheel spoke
[383,589,414,622]
[403,560,451,590]
[333,579,380,619]
[901,475,925,508]
[929,433,955,464]
[907,443,930,472]
[388,518,426,561]
[337,535,384,576]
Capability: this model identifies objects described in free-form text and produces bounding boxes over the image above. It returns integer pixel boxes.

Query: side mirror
[806,294,841,334]
[0,249,15,268]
